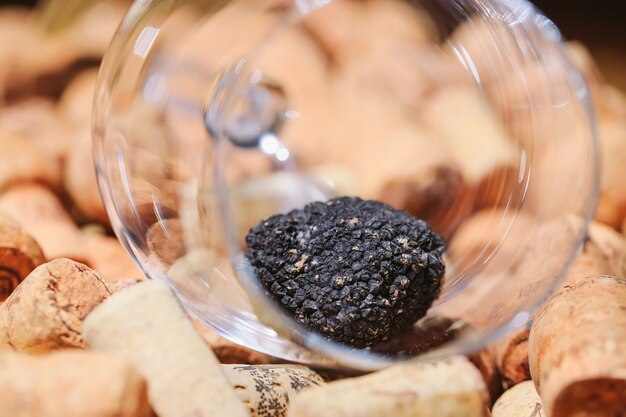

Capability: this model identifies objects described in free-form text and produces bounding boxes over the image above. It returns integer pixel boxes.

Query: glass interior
[93,0,598,369]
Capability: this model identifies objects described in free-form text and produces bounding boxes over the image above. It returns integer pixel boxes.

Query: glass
[93,0,598,370]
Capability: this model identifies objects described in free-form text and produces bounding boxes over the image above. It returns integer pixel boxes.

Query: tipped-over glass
[93,0,598,370]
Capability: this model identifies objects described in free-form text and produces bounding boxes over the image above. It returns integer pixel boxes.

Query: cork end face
[43,259,112,350]
[0,249,39,301]
[551,378,626,417]
[0,225,46,301]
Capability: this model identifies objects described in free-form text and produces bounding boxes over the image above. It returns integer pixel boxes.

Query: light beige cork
[492,381,545,417]
[287,356,489,417]
[223,364,324,417]
[82,280,249,417]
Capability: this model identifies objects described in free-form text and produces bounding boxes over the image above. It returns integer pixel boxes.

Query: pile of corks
[1,1,626,417]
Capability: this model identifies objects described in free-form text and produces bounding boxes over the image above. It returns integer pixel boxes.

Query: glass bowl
[93,0,598,370]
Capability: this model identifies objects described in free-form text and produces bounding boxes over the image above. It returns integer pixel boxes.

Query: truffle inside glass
[245,196,446,349]
[94,0,598,369]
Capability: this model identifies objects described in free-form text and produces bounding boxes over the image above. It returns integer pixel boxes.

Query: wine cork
[528,276,626,417]
[595,84,626,123]
[286,356,489,417]
[105,279,141,295]
[469,347,502,405]
[599,118,626,193]
[223,364,324,417]
[565,41,602,90]
[63,129,108,224]
[380,165,472,237]
[287,87,463,238]
[450,16,525,86]
[0,212,19,229]
[473,165,521,209]
[0,183,82,260]
[0,7,32,77]
[3,0,125,100]
[491,221,624,392]
[0,258,111,353]
[303,0,468,112]
[481,221,624,393]
[0,133,61,191]
[78,231,145,282]
[82,280,250,417]
[0,98,70,162]
[441,217,583,329]
[492,381,545,417]
[565,221,626,283]
[48,0,127,58]
[493,326,531,390]
[0,184,142,282]
[595,185,626,231]
[0,350,152,417]
[146,218,186,268]
[420,87,516,184]
[301,0,433,65]
[0,223,45,301]
[448,208,535,275]
[58,69,98,127]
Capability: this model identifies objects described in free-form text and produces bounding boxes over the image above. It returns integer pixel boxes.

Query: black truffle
[245,196,446,348]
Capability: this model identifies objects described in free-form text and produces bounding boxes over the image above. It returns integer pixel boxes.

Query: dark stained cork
[245,196,446,348]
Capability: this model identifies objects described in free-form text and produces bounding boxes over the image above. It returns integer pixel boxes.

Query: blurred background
[1,0,624,87]
[0,0,623,282]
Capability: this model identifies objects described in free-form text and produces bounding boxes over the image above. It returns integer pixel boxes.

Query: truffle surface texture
[245,196,446,348]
